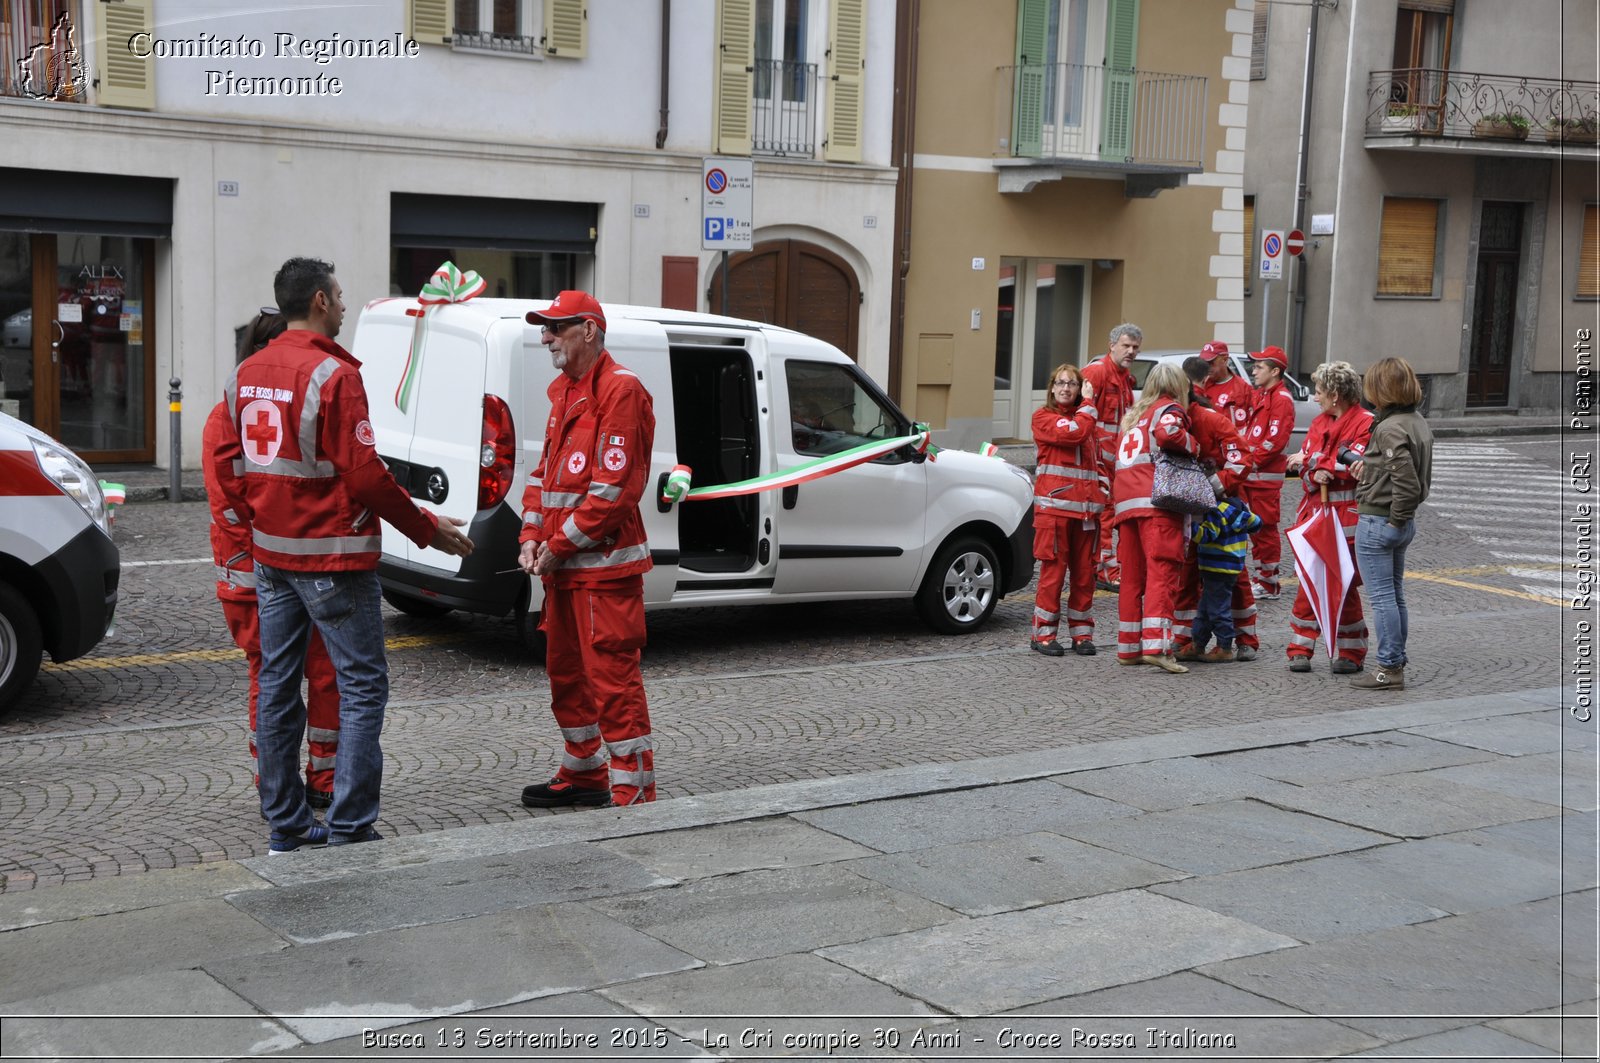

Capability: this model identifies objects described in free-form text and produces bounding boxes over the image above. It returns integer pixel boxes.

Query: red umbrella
[1286,485,1356,658]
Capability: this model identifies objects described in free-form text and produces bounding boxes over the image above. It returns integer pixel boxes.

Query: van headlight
[30,437,110,535]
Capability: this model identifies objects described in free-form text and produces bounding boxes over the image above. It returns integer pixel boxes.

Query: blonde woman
[1112,362,1199,673]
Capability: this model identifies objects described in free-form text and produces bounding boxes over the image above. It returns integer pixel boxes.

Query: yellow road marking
[44,633,471,673]
[1406,571,1563,607]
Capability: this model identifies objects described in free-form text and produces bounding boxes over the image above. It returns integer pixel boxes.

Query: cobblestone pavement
[0,436,1575,891]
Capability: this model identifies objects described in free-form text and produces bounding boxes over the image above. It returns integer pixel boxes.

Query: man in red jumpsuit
[1079,323,1141,590]
[1188,340,1260,659]
[519,291,657,809]
[1240,346,1298,600]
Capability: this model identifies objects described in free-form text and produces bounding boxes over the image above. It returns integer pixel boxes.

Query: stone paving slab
[0,860,268,932]
[0,897,288,1006]
[1449,811,1599,882]
[0,969,300,1060]
[1487,1000,1599,1058]
[1050,756,1302,812]
[1201,731,1500,784]
[996,971,1382,1059]
[1347,1022,1557,1058]
[228,842,672,945]
[1403,713,1586,757]
[600,954,939,1059]
[1423,751,1599,812]
[843,831,1185,917]
[271,991,711,1059]
[791,780,1141,854]
[1056,799,1392,875]
[817,889,1297,1016]
[1262,771,1563,838]
[204,903,703,1044]
[1199,894,1596,1041]
[584,863,958,965]
[595,817,878,880]
[1152,837,1566,941]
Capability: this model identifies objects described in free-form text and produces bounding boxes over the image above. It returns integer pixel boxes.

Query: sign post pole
[702,157,753,316]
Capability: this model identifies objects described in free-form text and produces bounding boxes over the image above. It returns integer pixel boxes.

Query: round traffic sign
[705,168,728,194]
[1285,229,1306,256]
[1263,232,1282,258]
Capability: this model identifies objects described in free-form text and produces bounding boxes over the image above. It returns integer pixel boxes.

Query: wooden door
[708,240,859,359]
[1466,201,1520,408]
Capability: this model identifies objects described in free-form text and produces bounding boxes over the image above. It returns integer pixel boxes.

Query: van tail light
[478,394,516,510]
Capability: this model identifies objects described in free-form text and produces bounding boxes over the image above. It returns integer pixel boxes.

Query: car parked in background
[1130,348,1319,455]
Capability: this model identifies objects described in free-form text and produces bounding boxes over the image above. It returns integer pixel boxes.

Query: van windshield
[785,361,907,459]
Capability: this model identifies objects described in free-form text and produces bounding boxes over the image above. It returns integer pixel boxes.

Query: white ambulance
[351,300,1034,649]
[0,412,119,711]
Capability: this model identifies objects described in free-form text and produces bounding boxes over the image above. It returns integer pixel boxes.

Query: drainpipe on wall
[1285,0,1325,374]
[655,0,671,149]
[887,0,919,405]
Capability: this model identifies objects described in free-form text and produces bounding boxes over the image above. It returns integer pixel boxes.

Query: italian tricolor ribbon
[394,261,487,413]
[660,425,938,505]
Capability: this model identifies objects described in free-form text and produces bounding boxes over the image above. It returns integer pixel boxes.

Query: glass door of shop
[0,231,155,461]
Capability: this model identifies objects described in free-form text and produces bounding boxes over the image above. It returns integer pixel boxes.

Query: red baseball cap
[1200,341,1230,362]
[526,290,606,331]
[1248,345,1288,368]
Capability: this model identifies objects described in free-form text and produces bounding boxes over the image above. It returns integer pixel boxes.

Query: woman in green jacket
[1350,358,1433,691]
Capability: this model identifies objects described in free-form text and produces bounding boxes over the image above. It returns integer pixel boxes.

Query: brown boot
[1350,663,1405,691]
[1201,646,1236,663]
[1175,643,1203,662]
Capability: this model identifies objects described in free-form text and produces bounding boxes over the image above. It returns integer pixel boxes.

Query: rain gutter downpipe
[1286,0,1325,373]
[655,0,670,149]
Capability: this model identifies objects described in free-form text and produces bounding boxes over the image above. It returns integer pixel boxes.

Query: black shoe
[1095,579,1120,593]
[1331,659,1362,675]
[329,828,383,846]
[1288,658,1312,673]
[1031,640,1066,657]
[521,778,612,809]
[306,789,333,810]
[1073,640,1098,656]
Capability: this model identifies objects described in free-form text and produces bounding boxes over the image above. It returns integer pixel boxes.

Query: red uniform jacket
[1112,399,1198,526]
[1293,404,1375,537]
[1031,401,1108,522]
[220,329,438,572]
[1188,401,1248,497]
[1196,372,1254,436]
[203,401,255,601]
[1079,354,1135,466]
[1242,381,1297,483]
[519,350,655,587]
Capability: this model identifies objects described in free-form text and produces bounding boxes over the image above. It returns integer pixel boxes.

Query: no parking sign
[1259,229,1284,280]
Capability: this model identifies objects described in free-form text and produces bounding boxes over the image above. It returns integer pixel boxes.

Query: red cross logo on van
[242,400,284,465]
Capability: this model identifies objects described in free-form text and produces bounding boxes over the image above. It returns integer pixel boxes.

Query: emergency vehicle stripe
[562,516,599,550]
[562,723,601,742]
[1036,465,1098,481]
[252,529,382,555]
[588,482,623,501]
[564,543,651,570]
[608,735,652,756]
[308,726,340,743]
[543,491,584,508]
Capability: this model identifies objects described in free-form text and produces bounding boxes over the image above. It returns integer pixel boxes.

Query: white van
[351,299,1034,647]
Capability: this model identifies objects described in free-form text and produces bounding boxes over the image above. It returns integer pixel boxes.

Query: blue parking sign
[705,217,725,241]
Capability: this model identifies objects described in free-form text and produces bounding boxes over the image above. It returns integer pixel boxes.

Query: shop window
[390,247,575,301]
[1377,196,1442,297]
[1579,203,1598,300]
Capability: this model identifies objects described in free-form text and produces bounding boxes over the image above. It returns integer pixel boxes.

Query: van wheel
[382,589,452,619]
[915,535,1000,634]
[0,581,43,713]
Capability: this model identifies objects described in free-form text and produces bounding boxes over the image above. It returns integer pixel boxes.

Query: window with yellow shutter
[1377,197,1442,297]
[1578,203,1599,300]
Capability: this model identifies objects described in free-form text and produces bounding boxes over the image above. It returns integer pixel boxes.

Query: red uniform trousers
[1172,552,1259,652]
[1287,527,1367,665]
[1096,467,1121,583]
[541,575,656,805]
[220,596,340,794]
[1033,518,1098,647]
[1115,511,1187,661]
[1243,480,1284,595]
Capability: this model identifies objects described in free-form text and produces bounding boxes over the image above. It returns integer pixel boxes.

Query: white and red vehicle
[0,412,119,711]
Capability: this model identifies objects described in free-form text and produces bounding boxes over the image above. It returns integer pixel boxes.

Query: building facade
[0,0,897,466]
[1242,0,1598,415]
[893,0,1249,447]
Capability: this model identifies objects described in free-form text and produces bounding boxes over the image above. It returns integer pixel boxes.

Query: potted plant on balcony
[1473,112,1531,140]
[1546,116,1600,145]
[1382,103,1421,133]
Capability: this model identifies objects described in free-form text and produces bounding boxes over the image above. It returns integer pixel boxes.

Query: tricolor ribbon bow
[660,425,937,506]
[395,261,488,412]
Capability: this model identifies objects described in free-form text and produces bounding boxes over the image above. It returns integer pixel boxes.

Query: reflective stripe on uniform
[564,543,651,570]
[610,765,655,789]
[563,749,608,772]
[1247,471,1286,482]
[307,726,340,743]
[216,565,256,589]
[309,753,336,771]
[1036,465,1098,481]
[588,481,623,501]
[252,529,382,555]
[608,735,653,757]
[1114,496,1155,516]
[561,723,601,743]
[1035,497,1102,515]
[562,515,600,550]
[543,491,584,508]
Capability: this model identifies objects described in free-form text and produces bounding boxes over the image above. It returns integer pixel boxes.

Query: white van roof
[359,296,809,339]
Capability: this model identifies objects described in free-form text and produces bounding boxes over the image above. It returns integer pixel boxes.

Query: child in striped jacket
[1191,496,1262,662]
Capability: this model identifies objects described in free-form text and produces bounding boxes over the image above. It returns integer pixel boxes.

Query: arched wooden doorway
[707,240,860,359]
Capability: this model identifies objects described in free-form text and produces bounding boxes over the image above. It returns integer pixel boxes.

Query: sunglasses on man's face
[541,319,585,336]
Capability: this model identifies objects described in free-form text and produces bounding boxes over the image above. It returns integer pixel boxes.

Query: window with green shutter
[1099,0,1138,161]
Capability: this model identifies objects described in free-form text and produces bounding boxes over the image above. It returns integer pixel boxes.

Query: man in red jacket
[1079,323,1141,590]
[1194,341,1254,435]
[220,257,473,853]
[518,291,658,809]
[1241,345,1298,599]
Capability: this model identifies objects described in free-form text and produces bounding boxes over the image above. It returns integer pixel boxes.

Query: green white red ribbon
[977,442,1001,458]
[395,261,487,412]
[660,425,937,505]
[99,481,126,506]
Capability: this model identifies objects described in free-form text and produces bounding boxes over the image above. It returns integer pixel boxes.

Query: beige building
[1242,0,1598,415]
[892,0,1250,447]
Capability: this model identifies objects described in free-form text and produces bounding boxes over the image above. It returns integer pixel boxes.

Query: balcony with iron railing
[994,61,1208,196]
[449,30,543,56]
[751,59,817,157]
[1366,68,1600,155]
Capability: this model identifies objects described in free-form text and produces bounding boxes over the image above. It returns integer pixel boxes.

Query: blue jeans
[255,564,388,841]
[1193,572,1238,648]
[1355,514,1416,668]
